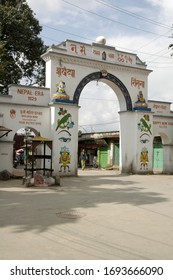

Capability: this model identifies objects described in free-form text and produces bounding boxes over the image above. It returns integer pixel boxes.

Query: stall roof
[79,131,119,141]
[0,125,12,138]
[32,136,52,142]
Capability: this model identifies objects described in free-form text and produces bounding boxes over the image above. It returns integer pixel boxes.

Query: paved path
[0,169,173,259]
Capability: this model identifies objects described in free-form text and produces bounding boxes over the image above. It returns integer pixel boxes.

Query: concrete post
[162,144,173,174]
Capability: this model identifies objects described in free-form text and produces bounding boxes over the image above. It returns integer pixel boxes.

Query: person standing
[80,149,87,170]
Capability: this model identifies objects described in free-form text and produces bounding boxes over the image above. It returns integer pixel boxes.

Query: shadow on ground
[0,172,168,233]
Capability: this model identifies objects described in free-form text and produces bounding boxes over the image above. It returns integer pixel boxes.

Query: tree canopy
[0,0,46,93]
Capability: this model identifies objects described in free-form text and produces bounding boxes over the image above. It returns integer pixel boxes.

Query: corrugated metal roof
[32,136,52,142]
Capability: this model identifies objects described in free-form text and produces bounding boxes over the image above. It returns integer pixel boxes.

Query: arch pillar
[119,110,153,174]
[50,102,79,176]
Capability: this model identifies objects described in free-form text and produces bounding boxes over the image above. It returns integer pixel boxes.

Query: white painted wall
[0,142,13,173]
[0,85,51,174]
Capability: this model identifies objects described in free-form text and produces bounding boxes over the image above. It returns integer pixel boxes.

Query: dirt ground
[0,169,173,260]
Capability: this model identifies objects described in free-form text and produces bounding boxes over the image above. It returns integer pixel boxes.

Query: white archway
[42,39,152,175]
[2,40,173,175]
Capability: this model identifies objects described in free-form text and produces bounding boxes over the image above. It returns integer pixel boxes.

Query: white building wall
[0,142,13,173]
[0,85,51,174]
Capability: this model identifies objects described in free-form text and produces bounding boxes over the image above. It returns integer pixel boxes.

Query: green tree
[0,0,46,93]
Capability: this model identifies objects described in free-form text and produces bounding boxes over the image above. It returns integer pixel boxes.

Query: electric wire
[42,24,93,42]
[80,97,118,101]
[39,1,173,63]
[134,30,172,52]
[96,0,172,29]
[79,119,120,127]
[41,25,172,62]
[61,0,171,38]
[61,0,173,60]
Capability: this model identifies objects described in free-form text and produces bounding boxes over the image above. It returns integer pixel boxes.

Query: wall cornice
[43,52,152,75]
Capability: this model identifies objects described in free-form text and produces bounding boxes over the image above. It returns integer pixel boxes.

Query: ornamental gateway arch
[42,38,153,175]
[2,38,173,176]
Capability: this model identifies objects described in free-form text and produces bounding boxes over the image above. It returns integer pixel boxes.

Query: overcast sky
[27,0,173,132]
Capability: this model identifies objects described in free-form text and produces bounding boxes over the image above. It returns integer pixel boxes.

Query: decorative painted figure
[56,108,74,131]
[138,114,152,135]
[59,146,71,172]
[134,91,148,108]
[140,147,149,170]
[52,81,70,101]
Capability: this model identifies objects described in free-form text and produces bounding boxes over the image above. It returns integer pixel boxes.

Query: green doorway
[99,147,109,168]
[153,136,163,173]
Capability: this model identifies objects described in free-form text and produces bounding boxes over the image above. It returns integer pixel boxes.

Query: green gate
[99,147,108,168]
[153,142,163,171]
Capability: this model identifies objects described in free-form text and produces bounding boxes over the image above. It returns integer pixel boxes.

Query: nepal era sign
[8,85,50,106]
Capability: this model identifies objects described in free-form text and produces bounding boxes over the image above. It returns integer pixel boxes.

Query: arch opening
[73,72,132,111]
[77,77,121,170]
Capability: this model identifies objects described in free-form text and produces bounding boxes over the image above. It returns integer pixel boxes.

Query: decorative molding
[42,52,151,74]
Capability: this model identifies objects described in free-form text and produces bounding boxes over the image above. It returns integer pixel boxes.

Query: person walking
[80,149,87,170]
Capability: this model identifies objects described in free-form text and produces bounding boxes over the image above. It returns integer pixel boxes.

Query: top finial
[96,36,106,45]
